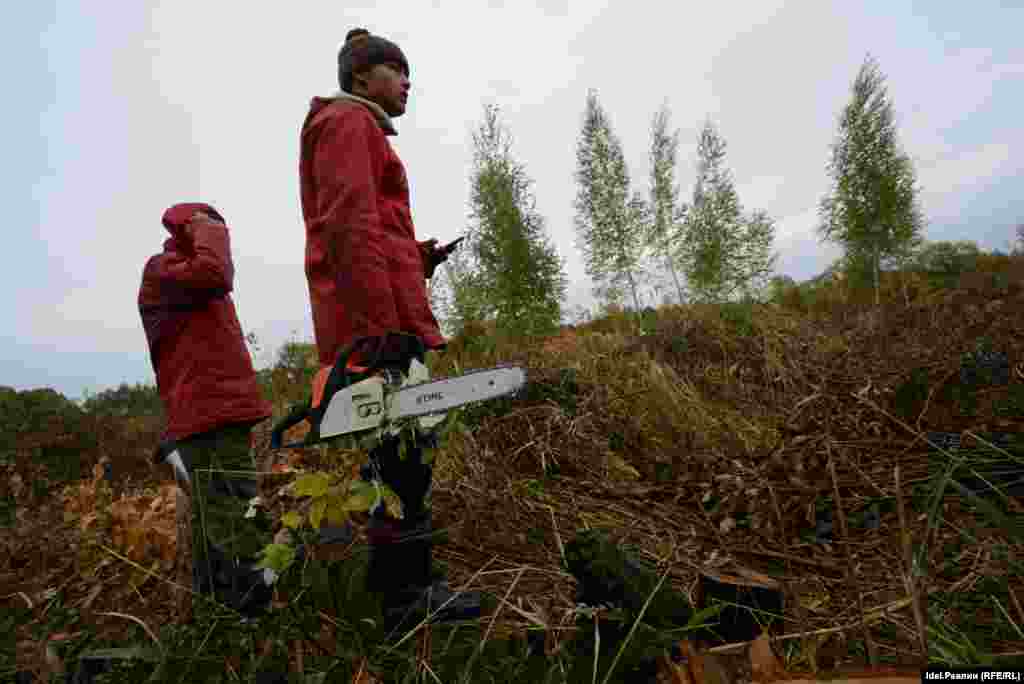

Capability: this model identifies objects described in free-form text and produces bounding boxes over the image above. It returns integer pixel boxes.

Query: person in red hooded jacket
[298,28,479,629]
[299,29,449,369]
[138,202,275,617]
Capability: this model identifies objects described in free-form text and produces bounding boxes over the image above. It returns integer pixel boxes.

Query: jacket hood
[161,203,225,237]
[306,91,398,136]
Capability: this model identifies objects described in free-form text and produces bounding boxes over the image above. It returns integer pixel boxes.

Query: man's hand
[184,210,225,242]
[418,238,451,279]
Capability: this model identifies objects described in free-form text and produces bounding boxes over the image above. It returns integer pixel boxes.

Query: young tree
[678,120,777,303]
[434,247,490,337]
[463,103,567,337]
[648,101,687,304]
[911,239,982,274]
[574,89,646,311]
[739,209,780,300]
[767,274,797,304]
[818,54,924,306]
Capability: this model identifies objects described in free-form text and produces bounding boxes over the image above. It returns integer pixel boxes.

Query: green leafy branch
[256,409,460,575]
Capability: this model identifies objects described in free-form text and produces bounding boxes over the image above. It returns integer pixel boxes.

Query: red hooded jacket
[138,203,272,441]
[299,93,445,368]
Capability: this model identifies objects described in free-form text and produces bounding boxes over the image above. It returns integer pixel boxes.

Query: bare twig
[460,567,527,684]
[707,590,943,654]
[895,464,929,662]
[993,597,1024,640]
[1008,584,1024,631]
[851,393,961,567]
[6,591,34,609]
[829,448,878,666]
[99,544,196,599]
[387,556,497,652]
[915,367,958,433]
[294,639,304,674]
[98,611,163,655]
[739,549,843,571]
[549,504,566,564]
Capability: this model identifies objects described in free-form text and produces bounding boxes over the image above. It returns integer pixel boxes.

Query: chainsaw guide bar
[318,361,526,441]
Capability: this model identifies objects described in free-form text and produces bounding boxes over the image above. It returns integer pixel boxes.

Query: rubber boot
[193,542,275,620]
[366,513,482,633]
[228,560,276,620]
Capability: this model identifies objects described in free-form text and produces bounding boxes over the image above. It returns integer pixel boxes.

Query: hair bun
[345,28,370,43]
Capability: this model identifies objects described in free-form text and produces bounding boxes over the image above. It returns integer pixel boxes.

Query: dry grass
[7,271,1023,677]
[410,284,1024,667]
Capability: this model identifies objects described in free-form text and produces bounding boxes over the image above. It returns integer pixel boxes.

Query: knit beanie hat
[337,28,410,93]
[162,202,225,236]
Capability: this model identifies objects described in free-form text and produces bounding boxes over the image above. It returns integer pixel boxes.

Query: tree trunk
[174,486,193,622]
[667,254,684,304]
[626,270,641,313]
[874,247,881,308]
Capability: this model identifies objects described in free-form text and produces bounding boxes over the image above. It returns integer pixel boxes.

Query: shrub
[0,386,96,483]
[81,382,163,418]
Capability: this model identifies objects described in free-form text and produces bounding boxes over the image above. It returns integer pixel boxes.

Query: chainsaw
[268,333,527,452]
[153,334,525,484]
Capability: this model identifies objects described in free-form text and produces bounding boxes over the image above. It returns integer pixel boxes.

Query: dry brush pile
[420,285,1024,665]
[6,275,1023,676]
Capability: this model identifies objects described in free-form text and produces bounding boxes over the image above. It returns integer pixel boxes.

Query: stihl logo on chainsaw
[416,391,444,405]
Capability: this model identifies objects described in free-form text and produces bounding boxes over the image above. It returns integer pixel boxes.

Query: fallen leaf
[701,653,734,684]
[658,656,693,684]
[731,567,781,589]
[353,656,382,683]
[750,633,786,683]
[657,641,704,684]
[609,454,641,480]
[750,632,919,684]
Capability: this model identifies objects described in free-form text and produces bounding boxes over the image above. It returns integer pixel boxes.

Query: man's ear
[351,68,371,94]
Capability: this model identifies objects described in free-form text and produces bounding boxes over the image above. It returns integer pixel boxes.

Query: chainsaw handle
[152,439,178,465]
[268,339,386,451]
[338,334,426,381]
[270,401,311,450]
[269,335,428,452]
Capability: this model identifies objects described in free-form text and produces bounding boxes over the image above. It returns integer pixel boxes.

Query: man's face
[357,62,410,117]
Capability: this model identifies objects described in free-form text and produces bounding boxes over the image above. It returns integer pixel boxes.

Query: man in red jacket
[298,28,478,629]
[139,202,274,618]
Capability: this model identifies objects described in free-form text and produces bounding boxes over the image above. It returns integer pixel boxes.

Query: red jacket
[299,93,445,368]
[138,203,272,441]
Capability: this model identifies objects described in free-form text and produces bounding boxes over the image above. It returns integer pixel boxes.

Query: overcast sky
[9,1,1023,400]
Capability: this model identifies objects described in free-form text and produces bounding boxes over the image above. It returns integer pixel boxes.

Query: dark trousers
[175,423,273,595]
[365,433,433,523]
[364,434,437,594]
